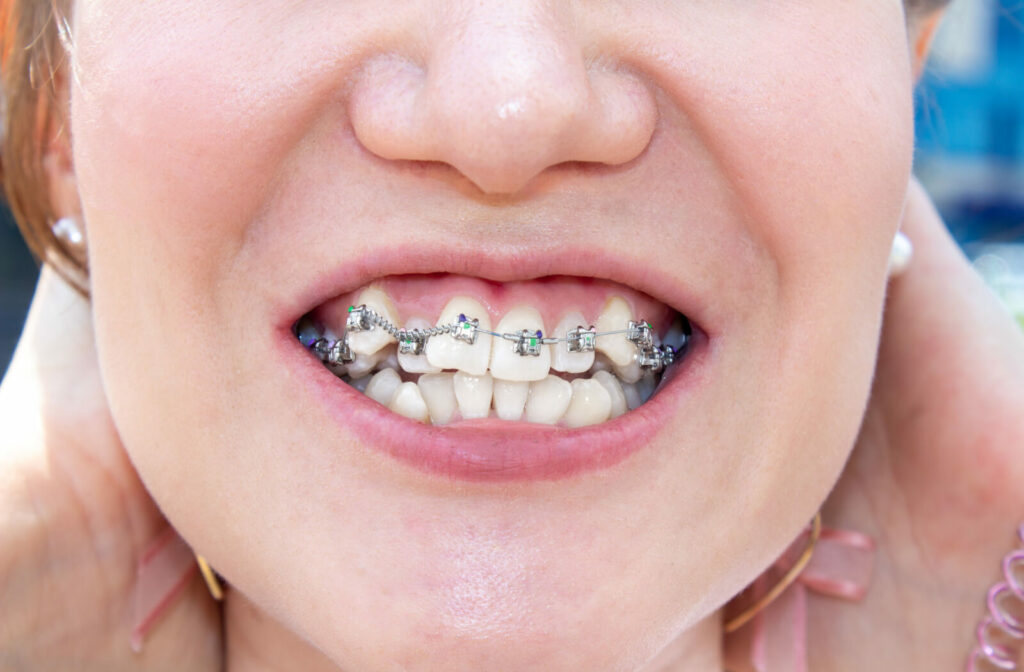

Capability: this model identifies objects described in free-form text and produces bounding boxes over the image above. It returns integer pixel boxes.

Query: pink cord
[967,524,1024,671]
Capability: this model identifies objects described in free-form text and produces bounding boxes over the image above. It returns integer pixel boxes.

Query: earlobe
[38,74,82,223]
[911,10,947,81]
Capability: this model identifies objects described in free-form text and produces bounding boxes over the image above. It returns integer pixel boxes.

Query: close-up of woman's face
[66,1,916,669]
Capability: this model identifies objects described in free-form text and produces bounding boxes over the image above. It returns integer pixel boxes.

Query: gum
[310,274,678,336]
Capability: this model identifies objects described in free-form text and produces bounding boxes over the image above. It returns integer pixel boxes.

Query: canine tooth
[389,382,430,423]
[418,373,457,425]
[524,375,572,425]
[489,306,551,382]
[347,287,400,356]
[593,371,628,418]
[397,317,441,374]
[425,297,492,376]
[365,368,402,406]
[453,372,493,420]
[493,380,529,421]
[563,379,612,428]
[613,356,643,384]
[550,311,595,374]
[595,296,636,367]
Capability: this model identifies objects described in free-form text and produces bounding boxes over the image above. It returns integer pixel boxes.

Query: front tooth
[563,379,612,428]
[595,296,636,367]
[489,306,551,382]
[347,286,400,356]
[453,372,493,420]
[550,311,595,374]
[524,375,572,425]
[493,380,529,421]
[592,371,628,418]
[424,297,492,376]
[388,382,430,423]
[347,344,395,379]
[397,317,442,374]
[365,368,402,406]
[418,373,457,425]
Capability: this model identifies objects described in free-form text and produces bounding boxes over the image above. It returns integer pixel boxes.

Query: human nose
[348,2,658,195]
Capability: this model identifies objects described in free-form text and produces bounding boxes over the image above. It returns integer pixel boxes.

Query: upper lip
[275,241,715,338]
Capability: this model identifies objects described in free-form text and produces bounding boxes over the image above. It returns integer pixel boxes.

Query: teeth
[364,368,402,406]
[595,296,636,367]
[613,356,643,384]
[388,382,430,422]
[524,375,573,425]
[347,344,395,379]
[489,306,551,382]
[347,287,400,356]
[592,371,628,419]
[453,371,494,420]
[492,380,530,421]
[417,373,458,425]
[621,381,642,410]
[425,297,493,376]
[550,311,595,374]
[635,375,657,406]
[563,379,612,428]
[397,317,442,374]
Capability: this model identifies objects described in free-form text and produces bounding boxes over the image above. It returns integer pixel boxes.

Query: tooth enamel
[492,380,529,421]
[347,287,401,356]
[592,371,628,418]
[346,343,396,379]
[621,381,643,410]
[524,375,572,425]
[425,297,493,376]
[397,317,442,374]
[613,356,644,384]
[453,371,494,420]
[364,368,402,406]
[635,374,657,406]
[595,296,637,367]
[563,379,612,428]
[489,306,551,382]
[550,311,595,374]
[417,373,458,425]
[388,382,430,423]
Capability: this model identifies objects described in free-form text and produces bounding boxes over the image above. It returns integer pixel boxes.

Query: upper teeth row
[300,301,686,376]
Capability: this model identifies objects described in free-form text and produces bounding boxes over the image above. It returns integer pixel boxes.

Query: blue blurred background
[1,0,1023,376]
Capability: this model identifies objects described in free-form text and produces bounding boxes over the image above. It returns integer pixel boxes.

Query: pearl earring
[888,230,913,277]
[51,216,85,248]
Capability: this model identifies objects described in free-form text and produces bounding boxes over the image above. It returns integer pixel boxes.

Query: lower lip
[281,331,709,483]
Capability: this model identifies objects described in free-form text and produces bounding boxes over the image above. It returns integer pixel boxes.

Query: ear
[910,9,947,81]
[38,69,81,222]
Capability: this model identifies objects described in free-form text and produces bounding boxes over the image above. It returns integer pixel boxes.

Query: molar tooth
[492,380,529,421]
[347,287,400,356]
[425,297,492,376]
[595,296,637,367]
[365,368,402,406]
[563,379,612,428]
[592,371,628,418]
[636,374,657,406]
[621,381,643,410]
[453,372,493,420]
[524,375,572,425]
[489,306,551,382]
[388,382,430,423]
[397,317,441,374]
[418,373,457,426]
[550,311,596,374]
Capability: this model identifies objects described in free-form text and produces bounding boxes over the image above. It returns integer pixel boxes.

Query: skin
[2,1,1022,670]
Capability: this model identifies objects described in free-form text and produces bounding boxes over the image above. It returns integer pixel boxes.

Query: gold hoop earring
[723,511,822,634]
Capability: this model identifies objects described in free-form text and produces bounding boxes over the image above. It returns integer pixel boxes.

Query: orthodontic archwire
[300,305,690,374]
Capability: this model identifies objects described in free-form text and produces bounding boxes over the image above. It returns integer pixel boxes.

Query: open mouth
[293,274,693,428]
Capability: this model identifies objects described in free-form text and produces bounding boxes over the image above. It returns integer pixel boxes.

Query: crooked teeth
[493,380,530,421]
[347,345,395,379]
[389,382,430,422]
[489,306,551,382]
[592,370,628,419]
[550,311,595,374]
[397,317,442,374]
[524,375,573,425]
[425,297,492,376]
[347,287,400,356]
[595,296,636,367]
[563,378,612,428]
[365,368,402,406]
[453,371,493,420]
[418,373,457,425]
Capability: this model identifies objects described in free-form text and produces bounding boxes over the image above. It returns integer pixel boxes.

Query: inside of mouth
[293,274,692,428]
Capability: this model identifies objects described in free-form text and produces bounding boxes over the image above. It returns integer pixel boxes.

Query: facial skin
[65,1,914,669]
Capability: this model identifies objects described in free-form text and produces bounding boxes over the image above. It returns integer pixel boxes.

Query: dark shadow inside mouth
[293,307,692,427]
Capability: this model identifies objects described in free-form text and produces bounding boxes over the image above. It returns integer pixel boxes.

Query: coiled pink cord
[967,523,1024,671]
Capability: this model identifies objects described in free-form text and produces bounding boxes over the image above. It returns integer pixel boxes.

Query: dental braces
[302,305,689,373]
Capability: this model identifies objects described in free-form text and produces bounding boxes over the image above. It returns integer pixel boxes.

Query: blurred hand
[0,267,222,671]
